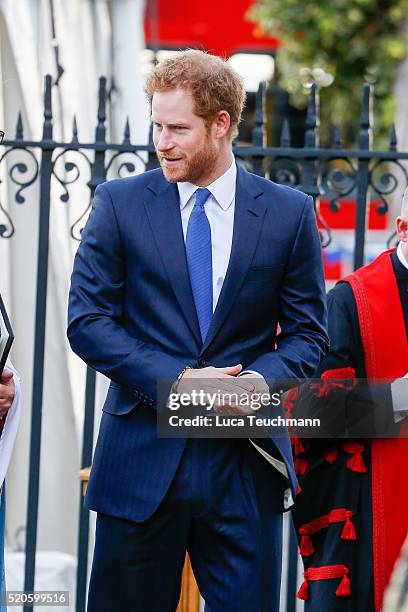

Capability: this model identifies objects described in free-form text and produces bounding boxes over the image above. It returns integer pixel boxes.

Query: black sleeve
[316,282,364,377]
[294,283,398,438]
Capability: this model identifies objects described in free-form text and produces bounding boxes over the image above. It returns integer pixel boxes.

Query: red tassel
[310,379,344,398]
[298,564,350,600]
[335,570,350,597]
[297,577,309,600]
[296,485,302,495]
[346,451,367,473]
[294,457,309,476]
[323,448,339,464]
[342,442,368,473]
[299,532,314,557]
[293,436,305,455]
[321,367,356,380]
[341,512,356,541]
[283,387,299,415]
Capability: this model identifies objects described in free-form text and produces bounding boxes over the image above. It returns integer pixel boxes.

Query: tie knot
[194,188,211,209]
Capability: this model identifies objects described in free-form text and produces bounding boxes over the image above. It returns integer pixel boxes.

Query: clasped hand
[177,364,270,416]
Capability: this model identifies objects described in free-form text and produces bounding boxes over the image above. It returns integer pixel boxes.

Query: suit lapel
[144,174,202,345]
[201,165,266,353]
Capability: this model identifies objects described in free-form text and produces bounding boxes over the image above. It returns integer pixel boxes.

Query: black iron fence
[1,74,407,612]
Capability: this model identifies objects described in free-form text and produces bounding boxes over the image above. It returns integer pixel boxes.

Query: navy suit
[68,164,328,611]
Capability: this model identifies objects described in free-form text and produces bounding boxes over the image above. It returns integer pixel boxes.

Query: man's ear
[396,216,408,242]
[214,111,231,139]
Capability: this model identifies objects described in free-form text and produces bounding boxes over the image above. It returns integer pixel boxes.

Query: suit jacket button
[198,358,206,367]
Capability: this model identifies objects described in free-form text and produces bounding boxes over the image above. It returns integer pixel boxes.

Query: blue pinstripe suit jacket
[67,164,328,521]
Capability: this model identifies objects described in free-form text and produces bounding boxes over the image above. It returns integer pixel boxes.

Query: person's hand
[0,369,15,418]
[215,373,271,416]
[177,364,256,414]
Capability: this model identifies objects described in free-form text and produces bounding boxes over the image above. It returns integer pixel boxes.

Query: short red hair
[145,50,246,139]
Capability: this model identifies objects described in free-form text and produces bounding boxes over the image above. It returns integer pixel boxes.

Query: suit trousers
[87,438,284,612]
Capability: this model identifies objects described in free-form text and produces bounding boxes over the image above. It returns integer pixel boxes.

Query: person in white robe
[0,360,21,610]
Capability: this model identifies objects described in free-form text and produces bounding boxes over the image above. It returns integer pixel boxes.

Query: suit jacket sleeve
[244,195,329,381]
[67,184,188,404]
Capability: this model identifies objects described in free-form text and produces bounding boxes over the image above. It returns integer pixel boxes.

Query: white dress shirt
[178,158,236,313]
[397,241,408,270]
[177,158,292,507]
[391,243,408,420]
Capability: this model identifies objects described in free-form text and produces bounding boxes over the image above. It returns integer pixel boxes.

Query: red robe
[345,249,408,610]
[291,249,408,610]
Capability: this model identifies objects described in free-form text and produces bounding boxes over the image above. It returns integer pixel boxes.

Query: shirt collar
[177,156,236,211]
[397,242,408,271]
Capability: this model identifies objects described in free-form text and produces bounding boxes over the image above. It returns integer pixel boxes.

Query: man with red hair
[68,49,328,611]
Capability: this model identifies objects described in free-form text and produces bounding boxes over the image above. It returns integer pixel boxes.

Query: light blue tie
[186,188,213,342]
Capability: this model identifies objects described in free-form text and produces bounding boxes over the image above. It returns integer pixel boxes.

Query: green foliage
[249,0,408,144]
